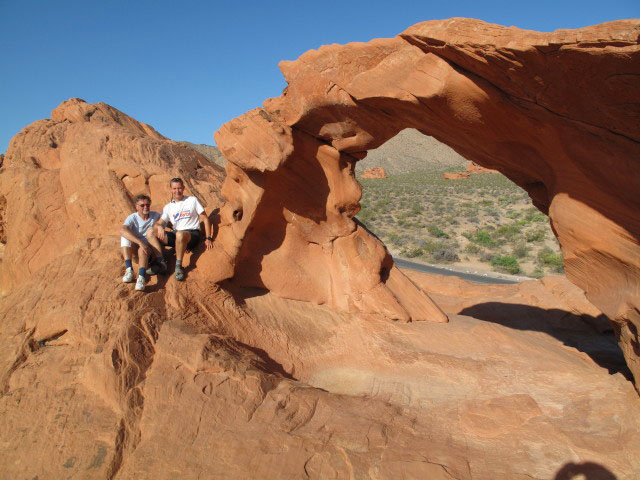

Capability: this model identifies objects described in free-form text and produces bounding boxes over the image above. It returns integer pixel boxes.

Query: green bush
[512,241,529,258]
[389,233,403,245]
[428,225,449,238]
[526,229,546,242]
[402,248,423,258]
[465,243,482,255]
[530,266,545,279]
[409,203,423,216]
[491,255,521,274]
[524,207,547,223]
[469,229,495,247]
[357,207,373,224]
[494,224,521,240]
[538,247,564,272]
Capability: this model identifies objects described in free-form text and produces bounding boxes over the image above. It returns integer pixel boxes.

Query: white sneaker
[122,267,135,283]
[135,276,146,292]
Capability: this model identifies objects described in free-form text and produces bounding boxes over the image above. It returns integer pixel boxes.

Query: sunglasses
[137,203,151,207]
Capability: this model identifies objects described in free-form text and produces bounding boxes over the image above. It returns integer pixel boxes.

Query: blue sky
[1,0,638,153]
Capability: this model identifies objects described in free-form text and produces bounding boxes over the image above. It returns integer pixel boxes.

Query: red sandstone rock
[467,161,498,174]
[443,162,498,179]
[443,171,470,179]
[360,166,388,178]
[212,19,640,385]
[2,18,640,479]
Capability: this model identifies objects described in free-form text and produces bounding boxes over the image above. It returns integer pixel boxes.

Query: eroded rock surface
[360,166,388,179]
[212,18,640,384]
[1,18,640,480]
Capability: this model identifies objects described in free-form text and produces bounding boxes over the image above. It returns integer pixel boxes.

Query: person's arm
[120,225,151,254]
[199,212,213,250]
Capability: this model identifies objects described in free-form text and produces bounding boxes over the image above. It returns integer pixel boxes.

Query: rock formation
[360,166,388,179]
[443,171,471,180]
[443,162,499,179]
[212,18,640,385]
[2,18,640,479]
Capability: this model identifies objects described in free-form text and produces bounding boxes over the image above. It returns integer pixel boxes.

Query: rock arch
[209,19,640,382]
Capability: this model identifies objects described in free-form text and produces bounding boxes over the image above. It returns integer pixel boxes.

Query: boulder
[360,166,388,179]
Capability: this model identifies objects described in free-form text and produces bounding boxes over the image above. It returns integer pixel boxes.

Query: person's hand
[156,226,166,242]
[205,238,213,251]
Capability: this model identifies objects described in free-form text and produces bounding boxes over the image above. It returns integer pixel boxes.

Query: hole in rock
[355,129,563,280]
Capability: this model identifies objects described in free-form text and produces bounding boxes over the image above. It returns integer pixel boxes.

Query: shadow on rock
[459,302,633,381]
[554,461,617,480]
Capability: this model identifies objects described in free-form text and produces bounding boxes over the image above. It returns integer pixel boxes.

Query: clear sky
[1,0,638,153]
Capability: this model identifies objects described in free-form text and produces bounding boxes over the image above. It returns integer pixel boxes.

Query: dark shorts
[166,229,201,251]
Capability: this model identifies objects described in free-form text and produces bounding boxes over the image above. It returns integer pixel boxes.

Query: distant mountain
[181,129,468,174]
[178,142,227,167]
[356,129,468,175]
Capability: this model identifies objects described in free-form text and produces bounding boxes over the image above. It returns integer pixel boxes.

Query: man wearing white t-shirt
[147,177,213,281]
[120,194,161,292]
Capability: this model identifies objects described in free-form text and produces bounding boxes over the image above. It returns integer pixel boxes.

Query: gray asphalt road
[394,257,520,285]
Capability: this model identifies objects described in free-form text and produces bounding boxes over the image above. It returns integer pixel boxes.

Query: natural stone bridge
[210,18,640,383]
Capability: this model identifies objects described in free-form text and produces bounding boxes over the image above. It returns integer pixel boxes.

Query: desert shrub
[465,243,482,255]
[357,207,373,224]
[524,207,547,222]
[428,225,449,238]
[526,229,546,242]
[494,224,521,241]
[467,229,495,247]
[480,199,493,206]
[512,241,529,258]
[402,248,424,258]
[485,208,501,218]
[530,266,545,279]
[538,247,564,272]
[431,248,460,263]
[389,233,403,244]
[420,239,447,254]
[491,255,521,274]
[480,252,495,263]
[409,203,423,216]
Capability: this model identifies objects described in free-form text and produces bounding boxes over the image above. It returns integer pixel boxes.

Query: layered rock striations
[212,18,640,384]
[0,98,225,296]
[1,19,640,479]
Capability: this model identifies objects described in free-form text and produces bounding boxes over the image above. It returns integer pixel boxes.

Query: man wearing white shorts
[147,177,213,281]
[120,194,161,291]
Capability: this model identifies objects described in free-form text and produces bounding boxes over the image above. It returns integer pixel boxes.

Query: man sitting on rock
[147,177,213,281]
[120,194,162,292]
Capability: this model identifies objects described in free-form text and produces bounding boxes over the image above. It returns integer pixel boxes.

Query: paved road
[394,257,520,285]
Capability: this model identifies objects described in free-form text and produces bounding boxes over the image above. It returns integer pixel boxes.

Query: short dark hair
[170,177,184,186]
[135,194,151,204]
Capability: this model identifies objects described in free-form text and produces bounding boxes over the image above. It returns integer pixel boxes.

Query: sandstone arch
[210,19,640,382]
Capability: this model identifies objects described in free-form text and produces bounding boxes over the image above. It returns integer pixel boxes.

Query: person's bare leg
[174,231,191,281]
[175,231,190,263]
[121,245,135,282]
[139,246,150,269]
[146,229,164,258]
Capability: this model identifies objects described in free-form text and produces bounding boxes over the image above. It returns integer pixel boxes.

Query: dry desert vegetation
[356,130,563,277]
